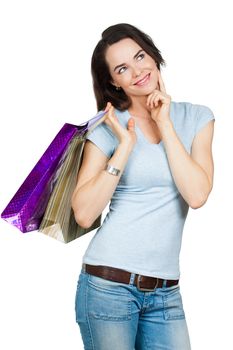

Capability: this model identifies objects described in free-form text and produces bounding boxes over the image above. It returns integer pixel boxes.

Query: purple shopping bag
[1,110,107,234]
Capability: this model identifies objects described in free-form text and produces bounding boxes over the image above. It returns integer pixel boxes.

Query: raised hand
[146,70,172,126]
[103,102,137,149]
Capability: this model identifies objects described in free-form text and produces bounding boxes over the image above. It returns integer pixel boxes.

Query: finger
[146,94,153,107]
[108,105,115,117]
[107,106,120,124]
[158,70,166,93]
[103,104,113,126]
[148,91,160,108]
[147,91,159,107]
[151,95,159,109]
[151,92,165,109]
[151,95,162,109]
[104,101,112,112]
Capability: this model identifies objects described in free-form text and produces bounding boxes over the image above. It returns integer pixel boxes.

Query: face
[105,38,159,99]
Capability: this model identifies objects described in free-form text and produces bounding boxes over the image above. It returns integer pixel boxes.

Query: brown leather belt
[83,264,179,292]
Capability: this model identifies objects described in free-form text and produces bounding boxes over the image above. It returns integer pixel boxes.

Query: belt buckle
[136,275,159,292]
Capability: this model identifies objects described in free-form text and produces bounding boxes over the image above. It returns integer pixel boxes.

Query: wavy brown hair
[91,23,166,112]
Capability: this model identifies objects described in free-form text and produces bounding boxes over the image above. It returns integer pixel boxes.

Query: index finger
[104,101,112,112]
[158,70,166,93]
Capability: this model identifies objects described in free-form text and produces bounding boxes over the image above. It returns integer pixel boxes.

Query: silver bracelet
[105,163,121,176]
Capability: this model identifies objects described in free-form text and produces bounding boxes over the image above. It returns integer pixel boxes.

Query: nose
[132,66,141,78]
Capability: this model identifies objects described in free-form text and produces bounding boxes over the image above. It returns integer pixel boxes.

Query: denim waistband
[81,263,177,289]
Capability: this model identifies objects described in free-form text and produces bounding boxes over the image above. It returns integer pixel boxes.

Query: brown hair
[91,23,166,111]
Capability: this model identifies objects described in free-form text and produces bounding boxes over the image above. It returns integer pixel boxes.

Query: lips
[134,73,150,86]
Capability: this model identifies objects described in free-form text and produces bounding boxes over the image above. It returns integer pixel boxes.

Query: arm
[147,70,215,209]
[159,119,215,209]
[71,140,133,228]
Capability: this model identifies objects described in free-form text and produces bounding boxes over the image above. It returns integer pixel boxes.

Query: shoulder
[171,100,214,117]
[171,100,215,127]
[170,101,215,149]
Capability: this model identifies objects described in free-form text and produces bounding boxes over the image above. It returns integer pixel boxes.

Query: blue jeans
[75,266,191,350]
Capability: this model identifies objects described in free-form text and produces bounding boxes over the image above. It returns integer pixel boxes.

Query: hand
[146,70,172,127]
[103,102,137,149]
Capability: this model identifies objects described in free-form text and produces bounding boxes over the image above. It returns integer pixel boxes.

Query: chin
[138,85,157,96]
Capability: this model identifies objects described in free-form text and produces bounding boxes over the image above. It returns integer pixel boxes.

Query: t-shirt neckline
[126,109,163,147]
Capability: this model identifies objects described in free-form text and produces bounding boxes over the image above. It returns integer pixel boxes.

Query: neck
[128,96,159,121]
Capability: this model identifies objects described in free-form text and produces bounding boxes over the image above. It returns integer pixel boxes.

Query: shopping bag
[38,130,100,243]
[1,110,107,238]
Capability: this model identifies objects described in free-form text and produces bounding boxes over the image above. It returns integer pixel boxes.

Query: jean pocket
[87,274,130,295]
[87,274,131,321]
[163,286,186,320]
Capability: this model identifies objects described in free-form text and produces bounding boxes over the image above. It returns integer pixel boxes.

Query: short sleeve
[195,104,215,136]
[85,122,116,159]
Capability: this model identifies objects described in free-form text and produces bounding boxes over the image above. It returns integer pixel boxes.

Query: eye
[118,66,127,74]
[137,53,145,61]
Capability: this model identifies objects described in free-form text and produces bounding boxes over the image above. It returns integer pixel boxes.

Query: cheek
[120,72,133,87]
[149,58,158,71]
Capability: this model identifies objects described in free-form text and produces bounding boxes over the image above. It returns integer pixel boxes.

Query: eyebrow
[113,49,144,72]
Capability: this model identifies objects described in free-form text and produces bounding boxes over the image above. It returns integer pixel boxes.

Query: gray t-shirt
[82,101,215,279]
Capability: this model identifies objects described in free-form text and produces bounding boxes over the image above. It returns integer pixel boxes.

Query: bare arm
[147,70,215,209]
[71,140,133,228]
[159,119,215,209]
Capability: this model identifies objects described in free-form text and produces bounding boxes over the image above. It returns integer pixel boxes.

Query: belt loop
[162,279,167,288]
[129,273,136,285]
[82,263,86,273]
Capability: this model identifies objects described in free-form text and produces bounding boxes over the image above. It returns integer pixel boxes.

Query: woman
[72,23,215,350]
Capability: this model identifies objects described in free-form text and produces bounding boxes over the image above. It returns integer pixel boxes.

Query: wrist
[104,163,121,176]
[119,140,134,153]
[157,120,174,137]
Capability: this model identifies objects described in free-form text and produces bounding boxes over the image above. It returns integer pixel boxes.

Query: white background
[0,0,232,349]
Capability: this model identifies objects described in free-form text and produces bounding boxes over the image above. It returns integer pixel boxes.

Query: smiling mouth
[134,73,150,86]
